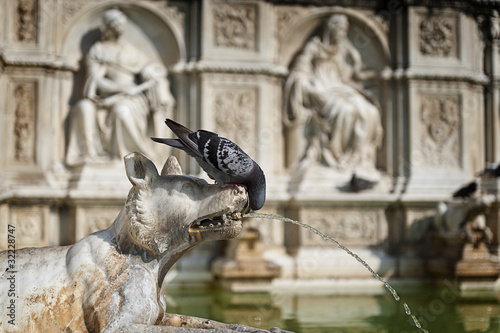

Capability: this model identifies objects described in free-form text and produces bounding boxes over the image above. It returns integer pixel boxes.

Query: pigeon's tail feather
[165,119,193,137]
[165,119,202,156]
[151,137,185,149]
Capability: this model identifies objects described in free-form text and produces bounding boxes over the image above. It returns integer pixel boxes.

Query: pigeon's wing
[216,137,254,176]
[161,119,255,181]
[194,130,253,176]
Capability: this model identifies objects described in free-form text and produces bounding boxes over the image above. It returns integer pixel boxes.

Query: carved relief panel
[76,206,121,240]
[418,16,457,57]
[13,82,37,163]
[16,0,37,42]
[9,205,50,247]
[212,2,256,50]
[410,8,462,67]
[415,95,462,169]
[300,208,386,246]
[203,0,271,61]
[214,88,257,156]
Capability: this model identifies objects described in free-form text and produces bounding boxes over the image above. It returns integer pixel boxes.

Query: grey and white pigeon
[151,119,266,212]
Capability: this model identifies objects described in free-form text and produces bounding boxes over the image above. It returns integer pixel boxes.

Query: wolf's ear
[160,156,183,176]
[124,152,159,187]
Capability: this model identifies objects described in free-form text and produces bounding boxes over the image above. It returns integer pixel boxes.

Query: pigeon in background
[452,181,478,199]
[151,119,266,212]
[349,173,377,192]
[477,162,500,178]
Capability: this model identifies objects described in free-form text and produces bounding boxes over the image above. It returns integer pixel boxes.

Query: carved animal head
[122,152,248,255]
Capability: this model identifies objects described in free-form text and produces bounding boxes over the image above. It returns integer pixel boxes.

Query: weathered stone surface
[0,0,499,288]
[0,154,292,332]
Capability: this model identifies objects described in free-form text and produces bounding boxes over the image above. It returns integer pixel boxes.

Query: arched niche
[280,9,391,174]
[280,8,390,70]
[60,2,185,105]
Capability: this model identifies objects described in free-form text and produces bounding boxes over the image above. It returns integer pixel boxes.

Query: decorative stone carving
[276,6,302,42]
[13,83,36,163]
[17,0,37,42]
[489,10,500,40]
[433,195,495,245]
[10,206,44,245]
[0,153,289,333]
[61,0,86,25]
[212,226,281,292]
[367,13,390,34]
[156,3,185,33]
[78,207,121,238]
[283,14,383,171]
[65,8,175,166]
[302,210,380,246]
[419,16,456,57]
[215,88,257,155]
[212,3,256,50]
[417,95,461,167]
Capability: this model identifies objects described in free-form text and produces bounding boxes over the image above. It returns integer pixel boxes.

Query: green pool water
[165,284,500,333]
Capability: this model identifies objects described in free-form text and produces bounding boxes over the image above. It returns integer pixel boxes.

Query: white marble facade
[1,0,499,285]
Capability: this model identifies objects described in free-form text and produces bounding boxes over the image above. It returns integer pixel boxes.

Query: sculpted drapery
[66,9,175,166]
[284,14,383,171]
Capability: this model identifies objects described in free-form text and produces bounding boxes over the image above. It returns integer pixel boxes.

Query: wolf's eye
[182,183,194,195]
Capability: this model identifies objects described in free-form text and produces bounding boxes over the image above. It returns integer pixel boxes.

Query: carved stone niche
[59,3,184,185]
[281,10,391,193]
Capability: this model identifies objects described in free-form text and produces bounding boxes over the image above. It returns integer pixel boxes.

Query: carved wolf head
[122,152,248,255]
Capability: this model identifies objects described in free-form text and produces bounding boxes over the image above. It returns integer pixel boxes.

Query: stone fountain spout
[0,153,292,333]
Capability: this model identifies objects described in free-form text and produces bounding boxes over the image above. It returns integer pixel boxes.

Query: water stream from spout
[245,212,428,333]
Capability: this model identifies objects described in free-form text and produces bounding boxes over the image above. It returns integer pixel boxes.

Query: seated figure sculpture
[284,14,383,171]
[0,153,291,333]
[65,9,175,166]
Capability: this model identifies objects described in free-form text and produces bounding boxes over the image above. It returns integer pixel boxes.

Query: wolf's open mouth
[190,211,242,231]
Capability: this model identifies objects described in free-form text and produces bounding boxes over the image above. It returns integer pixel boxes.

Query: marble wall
[1,0,499,286]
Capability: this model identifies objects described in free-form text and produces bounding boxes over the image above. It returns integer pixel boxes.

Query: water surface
[165,285,500,333]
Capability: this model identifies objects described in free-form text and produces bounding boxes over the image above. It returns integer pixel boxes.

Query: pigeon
[452,181,478,199]
[349,173,377,192]
[477,162,500,178]
[151,119,266,212]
